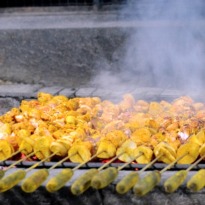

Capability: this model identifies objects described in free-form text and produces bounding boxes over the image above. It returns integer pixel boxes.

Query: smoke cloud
[93,0,205,95]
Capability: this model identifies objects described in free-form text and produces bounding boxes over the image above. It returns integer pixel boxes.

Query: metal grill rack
[1,160,205,171]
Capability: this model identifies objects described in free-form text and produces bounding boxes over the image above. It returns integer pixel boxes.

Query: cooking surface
[0,85,204,205]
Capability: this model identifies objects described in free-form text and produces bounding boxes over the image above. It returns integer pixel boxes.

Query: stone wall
[0,8,129,88]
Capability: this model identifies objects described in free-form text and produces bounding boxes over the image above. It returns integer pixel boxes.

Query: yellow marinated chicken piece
[37,92,53,103]
[51,95,68,104]
[34,136,54,161]
[160,100,171,111]
[100,100,120,122]
[50,141,69,157]
[65,116,77,126]
[101,120,125,134]
[19,137,35,155]
[134,100,149,112]
[97,130,127,159]
[13,129,32,149]
[154,142,176,164]
[182,119,202,135]
[68,141,92,163]
[66,127,86,142]
[116,139,137,162]
[78,97,101,108]
[34,126,53,138]
[96,140,116,159]
[131,127,151,145]
[0,122,12,136]
[188,130,205,146]
[171,96,195,117]
[65,98,79,111]
[118,93,135,112]
[0,108,20,123]
[0,139,14,160]
[166,121,179,132]
[164,131,181,151]
[124,122,141,133]
[145,118,160,130]
[148,102,163,115]
[102,130,127,148]
[177,142,200,164]
[128,113,148,128]
[134,145,153,164]
[172,96,193,107]
[150,132,165,148]
[52,130,68,140]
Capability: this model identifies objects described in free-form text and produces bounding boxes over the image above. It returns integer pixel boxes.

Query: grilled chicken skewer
[90,152,144,190]
[162,132,205,193]
[21,152,75,193]
[20,139,73,193]
[45,151,104,193]
[21,134,106,193]
[70,152,126,195]
[0,150,48,192]
[131,129,205,196]
[90,143,153,191]
[186,143,205,191]
[0,135,61,192]
[0,140,15,161]
[0,149,26,179]
[131,141,177,196]
[0,135,37,180]
[70,137,139,195]
[69,136,131,195]
[132,152,187,196]
[132,139,201,196]
[164,153,205,193]
[116,154,163,194]
[0,133,35,162]
[186,169,205,192]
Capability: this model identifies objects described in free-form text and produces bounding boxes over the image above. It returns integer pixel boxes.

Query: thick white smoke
[93,0,205,95]
[122,0,205,92]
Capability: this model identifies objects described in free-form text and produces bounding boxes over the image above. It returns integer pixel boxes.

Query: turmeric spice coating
[0,93,204,164]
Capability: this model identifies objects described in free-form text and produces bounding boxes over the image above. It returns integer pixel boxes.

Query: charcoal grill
[1,0,205,205]
[0,89,203,205]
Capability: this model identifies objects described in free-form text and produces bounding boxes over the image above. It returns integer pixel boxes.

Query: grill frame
[1,160,205,171]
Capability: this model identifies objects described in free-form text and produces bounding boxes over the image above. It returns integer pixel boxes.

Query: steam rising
[93,0,205,94]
